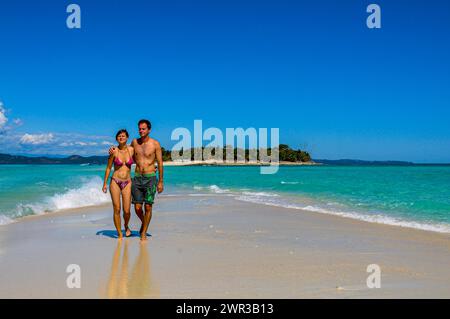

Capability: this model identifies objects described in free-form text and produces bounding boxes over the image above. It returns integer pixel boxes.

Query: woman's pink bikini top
[114,156,133,169]
[113,148,133,169]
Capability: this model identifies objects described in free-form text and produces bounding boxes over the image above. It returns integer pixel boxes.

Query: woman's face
[116,133,128,144]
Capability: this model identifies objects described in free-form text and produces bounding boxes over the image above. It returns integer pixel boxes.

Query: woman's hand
[102,184,108,193]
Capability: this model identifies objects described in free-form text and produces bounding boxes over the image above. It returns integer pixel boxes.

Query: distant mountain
[10,153,69,158]
[0,153,108,165]
[313,159,414,166]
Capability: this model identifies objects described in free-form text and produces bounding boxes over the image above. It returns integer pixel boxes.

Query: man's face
[138,123,150,138]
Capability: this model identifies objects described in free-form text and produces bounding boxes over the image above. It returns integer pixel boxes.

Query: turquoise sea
[1,164,450,233]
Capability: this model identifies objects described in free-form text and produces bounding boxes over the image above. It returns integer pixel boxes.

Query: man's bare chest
[135,144,155,158]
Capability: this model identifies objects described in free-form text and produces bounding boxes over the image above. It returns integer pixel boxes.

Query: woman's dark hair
[115,129,129,140]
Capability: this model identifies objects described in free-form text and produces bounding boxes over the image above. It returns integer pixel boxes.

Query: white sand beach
[0,194,450,298]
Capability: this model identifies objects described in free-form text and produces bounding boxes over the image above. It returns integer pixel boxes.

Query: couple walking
[102,119,164,241]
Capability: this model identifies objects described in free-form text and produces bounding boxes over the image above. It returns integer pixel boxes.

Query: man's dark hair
[115,129,129,139]
[138,119,151,130]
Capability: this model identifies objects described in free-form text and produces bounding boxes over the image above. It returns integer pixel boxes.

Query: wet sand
[0,194,450,298]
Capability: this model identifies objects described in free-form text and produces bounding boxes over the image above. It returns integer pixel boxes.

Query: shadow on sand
[96,230,151,239]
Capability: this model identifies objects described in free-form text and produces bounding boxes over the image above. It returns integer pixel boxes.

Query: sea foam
[208,185,230,194]
[195,184,450,234]
[0,215,14,226]
[234,192,450,234]
[0,176,110,225]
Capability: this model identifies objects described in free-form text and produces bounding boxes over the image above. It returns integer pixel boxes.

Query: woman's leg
[122,182,132,237]
[110,180,123,238]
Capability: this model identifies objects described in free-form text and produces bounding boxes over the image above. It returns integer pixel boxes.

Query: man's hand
[108,146,116,155]
[157,180,164,193]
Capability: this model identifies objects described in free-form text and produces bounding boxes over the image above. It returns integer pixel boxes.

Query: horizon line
[2,152,450,165]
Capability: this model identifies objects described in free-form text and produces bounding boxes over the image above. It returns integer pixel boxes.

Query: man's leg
[131,177,145,235]
[140,203,153,241]
[134,203,144,234]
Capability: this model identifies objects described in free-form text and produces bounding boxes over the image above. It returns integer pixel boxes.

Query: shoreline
[162,160,319,166]
[5,193,450,238]
[1,194,450,298]
[0,160,320,166]
[2,188,450,235]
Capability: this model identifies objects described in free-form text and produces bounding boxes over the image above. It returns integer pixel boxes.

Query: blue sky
[1,0,449,162]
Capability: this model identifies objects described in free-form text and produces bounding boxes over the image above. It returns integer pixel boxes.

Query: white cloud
[0,102,7,129]
[0,103,22,131]
[20,133,54,145]
[6,131,117,156]
[59,141,98,147]
[59,142,73,147]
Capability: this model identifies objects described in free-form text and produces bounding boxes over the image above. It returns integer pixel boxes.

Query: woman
[103,129,134,239]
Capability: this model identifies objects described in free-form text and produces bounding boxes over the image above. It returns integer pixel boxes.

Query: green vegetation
[278,144,311,162]
[161,144,312,163]
[0,145,311,164]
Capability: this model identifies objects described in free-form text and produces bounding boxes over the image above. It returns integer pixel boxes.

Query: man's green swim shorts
[131,172,158,205]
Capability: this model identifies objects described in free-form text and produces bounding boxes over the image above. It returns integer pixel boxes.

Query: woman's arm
[102,153,114,193]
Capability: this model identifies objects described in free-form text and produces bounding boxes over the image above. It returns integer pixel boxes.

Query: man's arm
[130,139,137,160]
[108,145,115,155]
[155,141,164,193]
[108,139,136,156]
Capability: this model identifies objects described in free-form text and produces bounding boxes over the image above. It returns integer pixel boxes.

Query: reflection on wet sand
[105,240,159,298]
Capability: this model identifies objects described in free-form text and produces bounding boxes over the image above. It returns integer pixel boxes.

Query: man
[110,119,164,241]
